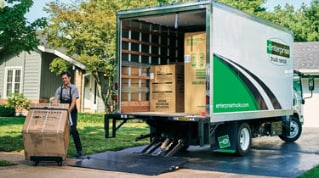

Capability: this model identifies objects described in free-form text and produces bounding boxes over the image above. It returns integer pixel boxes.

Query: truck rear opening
[106,1,306,157]
[114,3,209,156]
[117,9,207,117]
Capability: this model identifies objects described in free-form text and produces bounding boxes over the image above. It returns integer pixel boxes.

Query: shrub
[0,160,16,166]
[6,93,31,115]
[0,105,15,117]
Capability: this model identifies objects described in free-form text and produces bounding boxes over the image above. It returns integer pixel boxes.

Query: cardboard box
[184,32,207,115]
[22,103,70,160]
[150,63,184,112]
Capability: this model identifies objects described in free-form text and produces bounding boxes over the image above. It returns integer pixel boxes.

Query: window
[5,67,22,97]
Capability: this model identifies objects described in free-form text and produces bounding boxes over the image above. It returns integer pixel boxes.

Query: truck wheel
[236,123,251,156]
[279,116,302,142]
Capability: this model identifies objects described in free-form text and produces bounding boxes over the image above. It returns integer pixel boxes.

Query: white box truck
[105,0,312,156]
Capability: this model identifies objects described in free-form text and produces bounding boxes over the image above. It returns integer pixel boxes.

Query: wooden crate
[150,63,184,112]
[184,32,207,115]
[122,66,148,76]
[121,78,148,101]
[121,66,150,112]
[121,91,148,101]
[121,101,150,113]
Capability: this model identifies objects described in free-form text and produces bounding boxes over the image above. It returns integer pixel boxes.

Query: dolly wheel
[32,161,39,166]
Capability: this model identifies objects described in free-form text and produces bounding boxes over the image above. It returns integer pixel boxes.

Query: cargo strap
[26,107,69,133]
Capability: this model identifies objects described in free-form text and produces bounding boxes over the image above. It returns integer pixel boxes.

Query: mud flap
[210,122,238,153]
[69,151,187,175]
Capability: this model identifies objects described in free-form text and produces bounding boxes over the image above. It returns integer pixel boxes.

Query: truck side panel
[211,3,294,122]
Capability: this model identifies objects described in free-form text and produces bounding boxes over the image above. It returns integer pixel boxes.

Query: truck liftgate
[70,114,195,175]
[104,113,210,158]
[71,149,188,175]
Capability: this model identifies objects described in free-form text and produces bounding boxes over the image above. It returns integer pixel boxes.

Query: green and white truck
[105,0,313,156]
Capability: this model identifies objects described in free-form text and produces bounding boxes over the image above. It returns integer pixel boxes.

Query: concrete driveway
[181,127,319,177]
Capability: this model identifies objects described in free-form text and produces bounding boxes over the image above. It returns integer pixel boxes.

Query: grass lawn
[0,113,149,157]
[0,113,318,177]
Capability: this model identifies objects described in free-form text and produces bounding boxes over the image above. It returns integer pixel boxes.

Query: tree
[262,0,319,42]
[219,0,319,42]
[156,0,191,5]
[44,0,159,112]
[295,0,319,41]
[219,0,266,15]
[0,0,46,56]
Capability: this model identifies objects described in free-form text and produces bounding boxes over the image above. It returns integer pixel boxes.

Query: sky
[263,0,313,11]
[24,0,314,22]
[25,1,49,22]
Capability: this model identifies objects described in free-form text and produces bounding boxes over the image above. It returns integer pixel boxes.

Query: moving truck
[105,0,313,156]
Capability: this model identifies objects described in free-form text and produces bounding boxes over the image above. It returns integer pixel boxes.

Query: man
[54,71,83,158]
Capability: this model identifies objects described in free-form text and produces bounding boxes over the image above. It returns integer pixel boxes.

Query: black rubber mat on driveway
[69,151,188,175]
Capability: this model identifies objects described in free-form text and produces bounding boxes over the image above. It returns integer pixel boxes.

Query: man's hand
[51,98,60,105]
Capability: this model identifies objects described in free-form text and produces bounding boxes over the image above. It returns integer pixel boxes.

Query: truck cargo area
[109,4,211,157]
[117,5,207,116]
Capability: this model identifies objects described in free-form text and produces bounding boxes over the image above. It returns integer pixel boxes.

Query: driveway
[1,126,318,178]
[182,127,319,177]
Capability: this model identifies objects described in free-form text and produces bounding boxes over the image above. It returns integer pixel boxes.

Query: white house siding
[301,78,319,127]
[22,51,42,100]
[39,53,61,101]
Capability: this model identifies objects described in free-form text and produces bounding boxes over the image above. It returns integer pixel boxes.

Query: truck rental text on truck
[104,0,314,156]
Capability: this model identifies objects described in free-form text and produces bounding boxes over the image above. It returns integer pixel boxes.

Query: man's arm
[69,85,79,112]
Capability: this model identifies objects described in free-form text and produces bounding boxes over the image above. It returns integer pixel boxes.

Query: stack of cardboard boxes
[149,31,206,115]
[150,63,184,112]
[184,31,207,115]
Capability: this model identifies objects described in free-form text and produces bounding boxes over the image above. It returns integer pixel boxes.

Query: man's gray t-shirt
[54,84,79,101]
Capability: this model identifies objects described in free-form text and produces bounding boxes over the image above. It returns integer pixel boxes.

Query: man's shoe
[74,151,82,158]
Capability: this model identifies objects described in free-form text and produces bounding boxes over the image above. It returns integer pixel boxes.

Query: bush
[0,105,15,117]
[0,160,16,166]
[6,93,31,115]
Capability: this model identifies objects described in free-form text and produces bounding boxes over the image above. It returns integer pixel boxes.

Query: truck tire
[279,116,302,142]
[236,123,251,156]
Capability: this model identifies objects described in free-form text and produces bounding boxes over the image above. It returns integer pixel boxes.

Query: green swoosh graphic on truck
[220,55,282,109]
[213,54,281,113]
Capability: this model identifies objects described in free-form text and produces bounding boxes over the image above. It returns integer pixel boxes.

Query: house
[0,45,107,113]
[0,46,86,112]
[294,42,319,127]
